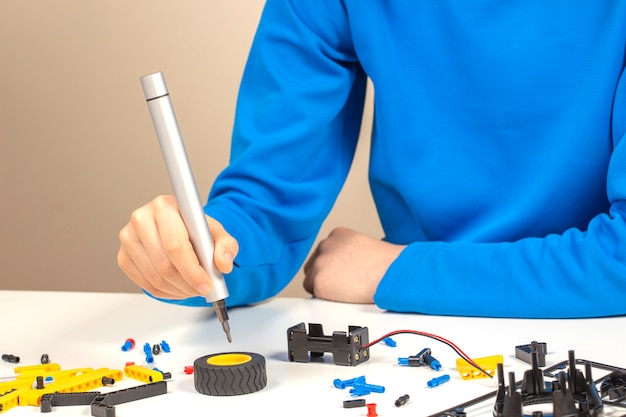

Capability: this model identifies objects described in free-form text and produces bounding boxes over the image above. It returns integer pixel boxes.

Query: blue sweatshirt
[168,1,626,318]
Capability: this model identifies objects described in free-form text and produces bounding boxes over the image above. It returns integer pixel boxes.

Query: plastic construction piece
[184,366,194,375]
[124,364,165,383]
[456,355,503,380]
[91,381,167,417]
[600,370,626,401]
[40,354,50,364]
[333,376,365,389]
[343,399,366,408]
[398,348,441,371]
[39,381,167,417]
[160,341,171,353]
[152,344,161,355]
[383,337,397,347]
[0,388,24,414]
[1,355,19,364]
[153,368,172,380]
[287,322,370,366]
[120,339,135,352]
[13,363,61,375]
[515,341,547,367]
[40,391,101,413]
[428,349,619,417]
[350,381,385,397]
[23,368,123,406]
[366,403,378,417]
[194,352,267,396]
[427,374,451,388]
[395,394,410,407]
[143,343,154,364]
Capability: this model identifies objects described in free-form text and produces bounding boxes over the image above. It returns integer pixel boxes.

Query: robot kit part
[194,352,267,396]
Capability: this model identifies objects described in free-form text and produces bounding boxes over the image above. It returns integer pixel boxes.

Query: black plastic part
[343,399,366,408]
[39,382,167,416]
[287,322,370,366]
[90,381,167,417]
[40,391,101,413]
[40,354,50,364]
[101,377,115,386]
[1,354,19,364]
[494,350,603,417]
[600,370,626,401]
[152,344,161,355]
[515,341,547,367]
[429,350,624,417]
[395,394,410,407]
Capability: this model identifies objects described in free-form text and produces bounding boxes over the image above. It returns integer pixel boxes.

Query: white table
[2,290,625,416]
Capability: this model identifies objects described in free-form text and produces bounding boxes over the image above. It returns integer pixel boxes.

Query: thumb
[206,216,239,274]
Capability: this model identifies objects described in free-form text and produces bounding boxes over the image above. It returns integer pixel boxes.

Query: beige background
[0,1,380,298]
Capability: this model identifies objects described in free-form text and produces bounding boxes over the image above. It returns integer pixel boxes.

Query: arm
[374,134,626,319]
[198,0,367,307]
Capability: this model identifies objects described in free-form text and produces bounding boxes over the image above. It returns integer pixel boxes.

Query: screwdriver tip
[222,321,232,343]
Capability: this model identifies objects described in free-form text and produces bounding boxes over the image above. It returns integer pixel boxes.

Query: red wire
[363,329,493,378]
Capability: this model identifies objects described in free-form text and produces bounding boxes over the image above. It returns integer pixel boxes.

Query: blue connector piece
[427,374,450,388]
[349,382,385,397]
[160,340,171,353]
[383,337,397,347]
[143,343,154,364]
[398,348,442,371]
[120,338,135,352]
[333,376,365,389]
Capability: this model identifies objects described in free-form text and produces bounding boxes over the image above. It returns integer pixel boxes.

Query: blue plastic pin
[333,375,365,389]
[427,374,450,388]
[383,337,397,347]
[350,382,385,396]
[121,338,135,352]
[160,340,171,353]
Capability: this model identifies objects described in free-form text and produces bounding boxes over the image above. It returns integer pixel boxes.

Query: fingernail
[197,283,211,296]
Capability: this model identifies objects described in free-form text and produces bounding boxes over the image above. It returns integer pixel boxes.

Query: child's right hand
[117,195,238,300]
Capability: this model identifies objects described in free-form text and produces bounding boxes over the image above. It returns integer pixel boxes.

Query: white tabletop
[2,290,625,416]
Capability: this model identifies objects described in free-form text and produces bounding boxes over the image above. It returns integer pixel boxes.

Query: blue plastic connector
[383,337,397,347]
[160,340,171,353]
[398,348,442,371]
[427,374,450,388]
[143,343,154,364]
[350,382,385,396]
[120,338,135,352]
[333,375,365,389]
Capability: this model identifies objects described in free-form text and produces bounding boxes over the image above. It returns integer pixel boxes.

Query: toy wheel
[194,352,267,396]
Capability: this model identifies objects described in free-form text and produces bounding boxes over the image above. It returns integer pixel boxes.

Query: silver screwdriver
[140,71,232,342]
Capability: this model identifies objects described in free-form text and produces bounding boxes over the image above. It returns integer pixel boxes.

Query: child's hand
[117,195,238,299]
[303,227,405,303]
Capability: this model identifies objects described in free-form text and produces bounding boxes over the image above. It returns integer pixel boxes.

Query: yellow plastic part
[124,364,164,383]
[0,379,32,394]
[22,368,123,406]
[13,363,61,375]
[207,353,252,366]
[0,388,26,414]
[16,368,93,381]
[456,355,504,380]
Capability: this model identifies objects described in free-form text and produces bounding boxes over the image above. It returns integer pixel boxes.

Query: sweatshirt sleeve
[190,0,366,307]
[375,122,626,319]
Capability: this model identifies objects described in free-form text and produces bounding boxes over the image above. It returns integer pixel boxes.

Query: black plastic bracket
[287,322,369,366]
[39,381,167,416]
[515,341,547,367]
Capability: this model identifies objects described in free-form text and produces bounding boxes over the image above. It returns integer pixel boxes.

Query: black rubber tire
[193,352,267,396]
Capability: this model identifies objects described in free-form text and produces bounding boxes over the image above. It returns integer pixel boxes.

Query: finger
[152,199,214,297]
[119,220,191,298]
[207,216,239,274]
